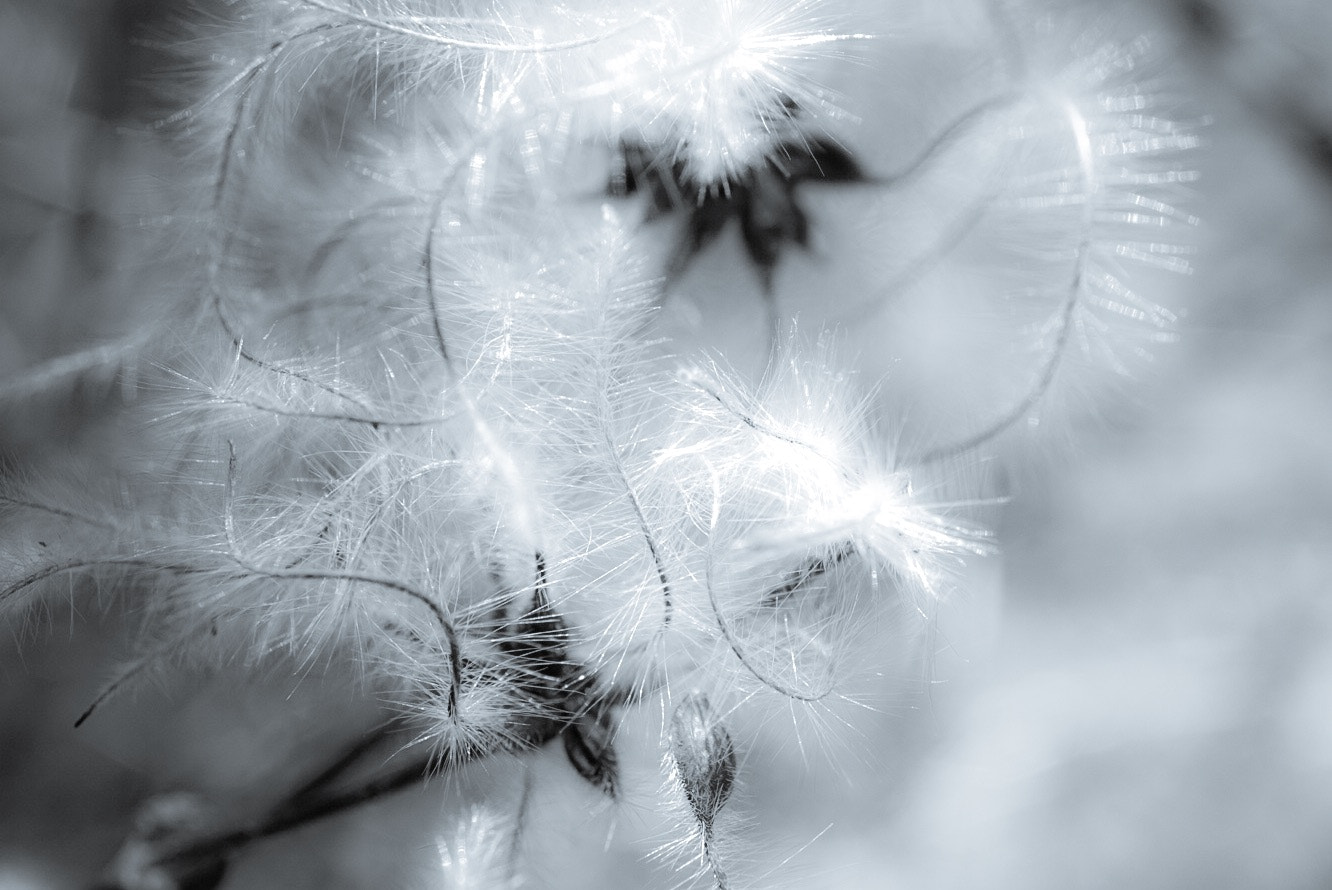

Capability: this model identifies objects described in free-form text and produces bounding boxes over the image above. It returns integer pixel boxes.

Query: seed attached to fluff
[669,692,737,833]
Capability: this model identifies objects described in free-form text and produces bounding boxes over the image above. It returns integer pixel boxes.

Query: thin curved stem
[505,766,535,883]
[75,641,185,728]
[151,23,348,130]
[1,558,211,609]
[879,92,1023,190]
[599,407,674,629]
[703,827,731,890]
[703,551,837,704]
[212,297,376,412]
[151,714,564,876]
[300,0,655,55]
[829,0,1032,325]
[419,147,544,551]
[680,368,831,456]
[914,98,1097,464]
[206,382,461,427]
[0,494,117,531]
[837,95,1022,326]
[224,442,463,714]
[156,750,438,868]
[200,26,368,403]
[284,723,401,807]
[304,196,423,280]
[195,22,449,427]
[0,337,149,404]
[702,477,837,704]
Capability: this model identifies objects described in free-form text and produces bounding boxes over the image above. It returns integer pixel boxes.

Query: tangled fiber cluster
[0,1,1198,887]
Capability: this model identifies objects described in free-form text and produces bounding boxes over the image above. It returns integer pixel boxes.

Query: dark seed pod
[669,692,737,832]
[608,111,867,292]
[563,704,620,799]
[500,553,574,699]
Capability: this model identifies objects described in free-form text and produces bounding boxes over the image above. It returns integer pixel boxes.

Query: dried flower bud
[669,692,737,834]
[563,705,621,799]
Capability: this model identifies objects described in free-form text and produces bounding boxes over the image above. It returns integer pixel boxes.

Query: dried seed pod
[563,704,620,799]
[668,692,737,833]
[609,125,867,291]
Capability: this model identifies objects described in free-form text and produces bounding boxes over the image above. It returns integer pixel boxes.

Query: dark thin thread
[284,723,400,807]
[224,442,462,714]
[197,23,457,427]
[507,767,535,883]
[213,299,375,412]
[153,709,566,872]
[1,558,209,608]
[839,96,1022,325]
[914,240,1085,463]
[299,0,650,54]
[0,495,116,530]
[76,646,178,728]
[208,125,421,424]
[915,100,1096,464]
[703,550,837,704]
[599,416,673,628]
[880,93,1022,189]
[761,543,855,606]
[683,372,812,451]
[157,752,437,867]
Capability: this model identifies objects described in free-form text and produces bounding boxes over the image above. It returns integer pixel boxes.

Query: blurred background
[3,0,1332,887]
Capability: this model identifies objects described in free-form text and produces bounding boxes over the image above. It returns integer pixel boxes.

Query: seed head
[669,692,738,834]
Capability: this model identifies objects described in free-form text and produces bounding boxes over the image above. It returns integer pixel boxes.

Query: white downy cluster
[0,1,1197,887]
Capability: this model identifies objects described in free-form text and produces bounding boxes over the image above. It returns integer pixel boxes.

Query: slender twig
[212,299,376,414]
[152,711,567,874]
[506,766,535,883]
[702,828,731,890]
[703,551,837,704]
[681,369,831,455]
[283,723,401,808]
[151,23,347,130]
[208,380,461,427]
[156,751,438,868]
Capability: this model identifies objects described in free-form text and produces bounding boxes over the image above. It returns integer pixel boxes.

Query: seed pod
[668,692,737,833]
[563,704,620,799]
